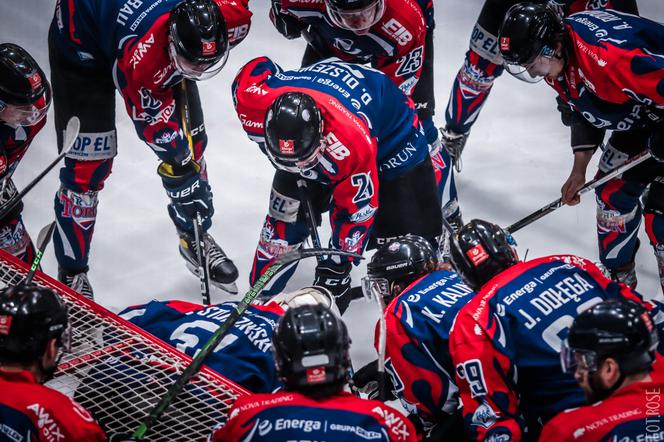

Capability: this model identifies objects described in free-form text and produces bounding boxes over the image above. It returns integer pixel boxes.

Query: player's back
[454,255,637,429]
[52,0,177,65]
[540,360,664,441]
[212,390,417,441]
[0,369,105,441]
[120,299,283,392]
[389,269,474,374]
[234,57,427,167]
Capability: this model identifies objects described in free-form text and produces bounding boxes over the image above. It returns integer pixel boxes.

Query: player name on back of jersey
[503,263,597,329]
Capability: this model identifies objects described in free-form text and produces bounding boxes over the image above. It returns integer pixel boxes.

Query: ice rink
[1,0,663,370]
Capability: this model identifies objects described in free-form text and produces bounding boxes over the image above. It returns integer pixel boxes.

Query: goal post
[0,249,248,441]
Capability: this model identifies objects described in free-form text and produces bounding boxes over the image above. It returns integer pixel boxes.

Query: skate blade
[184,262,239,295]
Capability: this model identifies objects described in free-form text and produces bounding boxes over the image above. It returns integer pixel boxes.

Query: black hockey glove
[352,360,396,401]
[649,123,664,163]
[269,0,306,40]
[160,165,214,234]
[556,95,573,127]
[314,261,352,314]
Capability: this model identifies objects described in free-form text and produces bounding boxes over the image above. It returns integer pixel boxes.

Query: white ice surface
[1,0,663,371]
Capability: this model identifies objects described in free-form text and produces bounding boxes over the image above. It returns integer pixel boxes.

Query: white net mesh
[0,250,247,441]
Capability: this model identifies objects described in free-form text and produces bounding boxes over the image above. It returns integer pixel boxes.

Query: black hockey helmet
[325,0,385,34]
[264,92,324,173]
[0,285,70,365]
[363,235,438,305]
[449,219,519,291]
[561,299,658,375]
[0,43,51,126]
[498,3,564,69]
[273,304,351,395]
[169,0,229,80]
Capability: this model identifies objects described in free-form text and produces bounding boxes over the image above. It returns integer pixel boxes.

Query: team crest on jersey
[467,244,489,266]
[471,402,499,429]
[0,315,11,335]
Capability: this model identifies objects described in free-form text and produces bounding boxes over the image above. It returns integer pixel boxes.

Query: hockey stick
[506,150,652,234]
[193,212,211,304]
[296,179,362,396]
[0,117,80,221]
[179,81,215,302]
[23,221,56,285]
[133,247,362,439]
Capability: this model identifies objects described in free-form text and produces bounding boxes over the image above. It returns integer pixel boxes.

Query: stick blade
[62,116,81,153]
[35,221,57,251]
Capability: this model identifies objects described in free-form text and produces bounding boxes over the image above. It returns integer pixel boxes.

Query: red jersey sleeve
[372,0,427,96]
[450,299,524,441]
[217,0,252,48]
[316,100,379,256]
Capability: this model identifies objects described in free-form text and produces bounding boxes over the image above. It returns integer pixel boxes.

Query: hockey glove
[159,164,214,234]
[269,0,306,40]
[314,261,352,315]
[556,95,573,128]
[352,360,396,401]
[649,123,664,163]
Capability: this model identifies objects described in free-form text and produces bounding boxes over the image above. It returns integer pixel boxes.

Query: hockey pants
[250,157,445,297]
[594,129,664,293]
[49,31,211,273]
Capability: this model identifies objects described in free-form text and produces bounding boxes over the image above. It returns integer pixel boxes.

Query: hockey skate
[596,261,637,289]
[59,267,94,301]
[439,127,468,173]
[179,231,239,294]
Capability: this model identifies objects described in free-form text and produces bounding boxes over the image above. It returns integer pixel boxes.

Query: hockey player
[499,4,664,291]
[356,235,473,439]
[447,219,661,441]
[119,286,338,393]
[233,56,446,313]
[0,43,51,265]
[540,299,663,441]
[269,0,460,229]
[0,284,106,441]
[210,303,418,441]
[439,0,638,172]
[48,0,251,298]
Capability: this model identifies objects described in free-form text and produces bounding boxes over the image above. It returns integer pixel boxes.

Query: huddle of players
[3,226,664,441]
[1,0,663,440]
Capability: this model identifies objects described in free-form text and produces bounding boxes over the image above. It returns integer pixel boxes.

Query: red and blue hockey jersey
[51,0,251,159]
[547,10,664,132]
[379,269,475,429]
[449,254,658,441]
[233,56,428,258]
[0,118,46,178]
[540,359,664,442]
[0,369,106,442]
[211,390,418,441]
[275,0,426,95]
[120,299,284,393]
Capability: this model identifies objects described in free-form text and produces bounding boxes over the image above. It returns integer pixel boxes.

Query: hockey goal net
[0,249,248,441]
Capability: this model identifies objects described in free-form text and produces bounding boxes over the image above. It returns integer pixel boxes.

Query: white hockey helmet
[270,286,341,317]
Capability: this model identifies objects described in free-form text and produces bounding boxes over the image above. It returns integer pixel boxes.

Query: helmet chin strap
[588,370,625,403]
